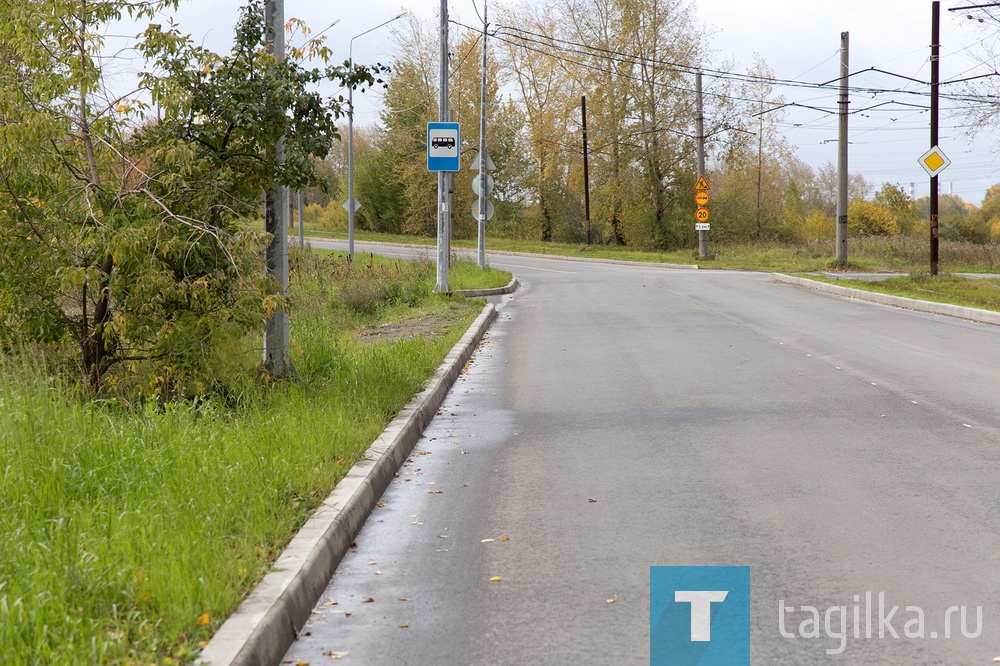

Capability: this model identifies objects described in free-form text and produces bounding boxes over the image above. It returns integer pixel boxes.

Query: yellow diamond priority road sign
[918,146,951,178]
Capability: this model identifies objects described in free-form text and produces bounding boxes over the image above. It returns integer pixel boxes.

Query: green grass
[310,249,512,293]
[0,254,484,664]
[804,274,1000,312]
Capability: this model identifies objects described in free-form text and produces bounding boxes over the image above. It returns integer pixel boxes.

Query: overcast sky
[114,1,1000,204]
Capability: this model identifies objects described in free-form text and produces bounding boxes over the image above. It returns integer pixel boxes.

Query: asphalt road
[284,244,1000,664]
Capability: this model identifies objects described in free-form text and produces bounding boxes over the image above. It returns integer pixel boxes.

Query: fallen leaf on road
[375,571,383,575]
[490,576,502,582]
[588,498,598,503]
[481,538,495,543]
[325,650,350,659]
[397,597,411,602]
[400,624,410,629]
[501,535,510,541]
[436,548,450,552]
[362,597,375,603]
[428,489,444,494]
[607,598,617,604]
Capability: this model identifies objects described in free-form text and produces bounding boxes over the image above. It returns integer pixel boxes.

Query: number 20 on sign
[695,207,710,223]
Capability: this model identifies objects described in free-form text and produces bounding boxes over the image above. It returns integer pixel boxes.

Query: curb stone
[197,303,499,666]
[772,273,1000,326]
[453,276,519,298]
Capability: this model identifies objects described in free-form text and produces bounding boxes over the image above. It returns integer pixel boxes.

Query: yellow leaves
[196,613,210,626]
[262,294,286,318]
[489,576,502,582]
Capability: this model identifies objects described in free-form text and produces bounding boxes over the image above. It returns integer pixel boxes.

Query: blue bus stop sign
[427,122,461,172]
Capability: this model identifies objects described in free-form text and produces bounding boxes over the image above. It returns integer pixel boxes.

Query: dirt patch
[359,314,455,342]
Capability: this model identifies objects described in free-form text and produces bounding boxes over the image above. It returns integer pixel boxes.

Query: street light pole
[348,11,408,262]
[264,0,291,377]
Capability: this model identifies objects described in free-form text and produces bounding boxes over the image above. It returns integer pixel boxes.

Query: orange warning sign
[694,176,710,191]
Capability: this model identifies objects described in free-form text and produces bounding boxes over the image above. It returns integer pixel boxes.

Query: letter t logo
[674,591,730,641]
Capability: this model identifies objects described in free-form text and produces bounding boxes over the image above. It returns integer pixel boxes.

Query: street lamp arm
[349,11,410,64]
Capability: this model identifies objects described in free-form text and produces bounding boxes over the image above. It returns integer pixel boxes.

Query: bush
[848,199,899,236]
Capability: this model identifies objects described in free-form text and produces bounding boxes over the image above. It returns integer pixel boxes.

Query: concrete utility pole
[930,1,941,276]
[836,31,849,265]
[695,71,709,258]
[435,0,451,292]
[476,0,489,269]
[264,0,291,377]
[581,95,592,245]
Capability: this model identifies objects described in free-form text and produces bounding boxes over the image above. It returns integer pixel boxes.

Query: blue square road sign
[427,122,461,172]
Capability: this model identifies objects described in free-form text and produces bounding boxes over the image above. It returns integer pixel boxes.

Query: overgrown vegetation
[809,274,1000,312]
[0,250,496,665]
[0,0,382,397]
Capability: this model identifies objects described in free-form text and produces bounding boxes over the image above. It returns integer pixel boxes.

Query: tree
[0,0,378,395]
[874,183,920,236]
[712,56,795,243]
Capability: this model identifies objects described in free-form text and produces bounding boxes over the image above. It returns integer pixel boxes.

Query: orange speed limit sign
[695,207,710,223]
[695,191,709,206]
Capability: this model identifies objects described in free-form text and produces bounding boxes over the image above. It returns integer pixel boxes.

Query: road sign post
[470,148,495,269]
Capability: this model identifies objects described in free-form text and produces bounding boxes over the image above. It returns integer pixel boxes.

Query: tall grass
[0,252,490,664]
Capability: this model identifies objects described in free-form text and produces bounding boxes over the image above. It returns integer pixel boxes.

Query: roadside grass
[0,251,493,664]
[305,228,1000,274]
[803,273,1000,312]
[311,249,513,292]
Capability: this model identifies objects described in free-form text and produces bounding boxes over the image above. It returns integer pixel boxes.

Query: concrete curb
[772,273,1000,326]
[453,276,519,298]
[197,303,499,666]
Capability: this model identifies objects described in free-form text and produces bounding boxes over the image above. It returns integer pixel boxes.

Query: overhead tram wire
[482,26,792,112]
[482,21,1000,108]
